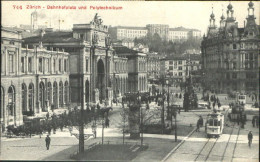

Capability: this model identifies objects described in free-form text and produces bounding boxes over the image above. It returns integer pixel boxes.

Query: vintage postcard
[1,0,259,161]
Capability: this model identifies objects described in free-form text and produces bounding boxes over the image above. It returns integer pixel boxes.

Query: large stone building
[23,14,130,108]
[1,14,150,131]
[160,54,201,83]
[1,27,69,131]
[114,46,148,93]
[201,2,259,94]
[109,25,201,42]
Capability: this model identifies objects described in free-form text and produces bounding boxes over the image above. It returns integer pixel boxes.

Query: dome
[227,3,233,10]
[248,1,254,7]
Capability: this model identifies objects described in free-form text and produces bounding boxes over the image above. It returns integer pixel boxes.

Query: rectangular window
[249,53,253,60]
[86,59,88,72]
[226,73,230,79]
[245,53,249,59]
[169,66,173,70]
[233,44,237,49]
[233,62,236,69]
[53,59,56,72]
[28,57,32,72]
[59,59,62,72]
[9,54,14,73]
[178,66,182,70]
[46,58,49,73]
[64,59,67,72]
[1,54,3,73]
[21,57,25,73]
[39,58,43,72]
[232,73,237,79]
[178,61,182,64]
[178,72,182,76]
[169,61,173,65]
[80,34,84,40]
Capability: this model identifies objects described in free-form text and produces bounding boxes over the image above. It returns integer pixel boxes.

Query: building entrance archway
[97,59,105,103]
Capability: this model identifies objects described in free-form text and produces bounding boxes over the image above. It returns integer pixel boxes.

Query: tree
[119,107,129,145]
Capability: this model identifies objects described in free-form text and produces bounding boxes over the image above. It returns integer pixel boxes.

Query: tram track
[194,107,238,162]
[220,122,237,161]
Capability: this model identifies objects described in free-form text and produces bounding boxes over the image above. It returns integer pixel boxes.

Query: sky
[2,1,259,35]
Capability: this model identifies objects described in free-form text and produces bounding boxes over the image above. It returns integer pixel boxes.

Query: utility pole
[78,41,85,153]
[174,107,177,142]
[161,76,165,134]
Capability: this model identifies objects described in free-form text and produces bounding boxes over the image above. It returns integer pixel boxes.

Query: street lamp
[166,80,170,120]
[158,92,165,134]
[137,94,144,147]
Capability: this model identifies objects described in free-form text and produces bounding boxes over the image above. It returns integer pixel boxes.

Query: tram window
[208,119,214,126]
[214,119,219,126]
[239,96,245,99]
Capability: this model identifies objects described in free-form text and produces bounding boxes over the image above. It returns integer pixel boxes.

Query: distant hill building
[109,25,201,42]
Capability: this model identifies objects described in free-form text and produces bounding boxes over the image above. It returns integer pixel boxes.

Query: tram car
[205,112,224,138]
[237,94,246,105]
[228,103,247,122]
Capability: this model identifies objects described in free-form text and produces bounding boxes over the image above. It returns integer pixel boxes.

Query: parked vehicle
[198,102,208,109]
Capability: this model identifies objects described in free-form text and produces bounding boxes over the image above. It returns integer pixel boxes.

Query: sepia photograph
[1,0,259,161]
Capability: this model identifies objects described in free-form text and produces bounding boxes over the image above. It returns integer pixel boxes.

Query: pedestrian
[105,118,110,128]
[218,102,221,109]
[199,116,204,128]
[252,116,256,127]
[241,116,245,129]
[45,135,51,150]
[248,131,253,148]
[196,119,200,132]
[47,124,51,135]
[237,114,240,125]
[39,127,43,138]
[256,116,259,128]
[178,107,181,114]
[46,112,50,120]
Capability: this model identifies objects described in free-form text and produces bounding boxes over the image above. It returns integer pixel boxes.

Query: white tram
[205,112,224,138]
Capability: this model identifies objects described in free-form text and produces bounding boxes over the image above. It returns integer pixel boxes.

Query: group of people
[43,105,113,150]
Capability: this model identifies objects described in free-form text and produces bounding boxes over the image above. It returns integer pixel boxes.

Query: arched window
[85,80,90,102]
[53,82,58,108]
[8,86,15,116]
[39,82,45,111]
[64,81,69,105]
[47,82,52,106]
[59,81,63,107]
[22,83,27,114]
[28,83,34,112]
[1,87,4,119]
